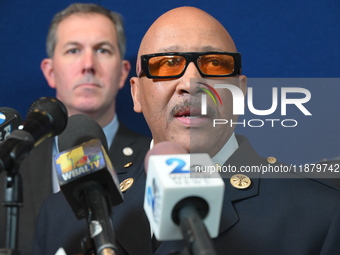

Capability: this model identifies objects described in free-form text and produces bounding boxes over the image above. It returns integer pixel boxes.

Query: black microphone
[0,107,23,252]
[0,107,22,144]
[54,114,123,255]
[0,97,68,174]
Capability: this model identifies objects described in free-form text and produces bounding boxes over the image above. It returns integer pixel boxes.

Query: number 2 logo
[166,158,189,174]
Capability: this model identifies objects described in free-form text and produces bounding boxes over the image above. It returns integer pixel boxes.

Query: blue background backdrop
[1,0,339,165]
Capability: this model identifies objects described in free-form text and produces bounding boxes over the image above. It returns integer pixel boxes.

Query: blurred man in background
[0,3,150,255]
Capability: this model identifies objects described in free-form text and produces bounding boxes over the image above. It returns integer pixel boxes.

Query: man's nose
[175,62,202,95]
[82,49,96,74]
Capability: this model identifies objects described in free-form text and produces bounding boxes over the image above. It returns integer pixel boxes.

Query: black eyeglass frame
[138,51,242,79]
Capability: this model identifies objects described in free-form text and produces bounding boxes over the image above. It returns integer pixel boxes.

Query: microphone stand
[1,139,33,255]
[0,170,22,255]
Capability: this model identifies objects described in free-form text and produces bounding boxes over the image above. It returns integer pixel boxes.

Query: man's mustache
[170,98,216,118]
[75,74,102,87]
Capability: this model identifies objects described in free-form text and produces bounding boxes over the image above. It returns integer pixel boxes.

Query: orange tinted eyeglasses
[138,52,241,79]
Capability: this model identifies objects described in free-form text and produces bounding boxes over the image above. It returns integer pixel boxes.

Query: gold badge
[120,178,134,192]
[230,174,251,189]
[214,163,222,169]
[124,162,133,168]
[267,156,277,164]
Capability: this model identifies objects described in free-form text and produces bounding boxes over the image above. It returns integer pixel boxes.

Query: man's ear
[41,58,56,89]
[239,75,247,96]
[130,77,142,113]
[118,60,131,90]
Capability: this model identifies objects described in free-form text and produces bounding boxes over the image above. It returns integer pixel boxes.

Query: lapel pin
[123,147,133,156]
[230,174,251,189]
[267,156,277,164]
[120,178,134,192]
[124,162,133,168]
[214,163,222,169]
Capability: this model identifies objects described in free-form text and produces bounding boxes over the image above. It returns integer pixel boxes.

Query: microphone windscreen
[27,97,68,136]
[145,141,188,171]
[58,114,108,152]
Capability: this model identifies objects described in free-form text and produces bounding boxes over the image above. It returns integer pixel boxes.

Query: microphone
[144,142,224,255]
[0,107,22,143]
[54,114,123,255]
[0,97,68,174]
[0,108,23,254]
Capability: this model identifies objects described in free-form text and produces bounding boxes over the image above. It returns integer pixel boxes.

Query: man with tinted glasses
[130,6,340,254]
[33,6,340,255]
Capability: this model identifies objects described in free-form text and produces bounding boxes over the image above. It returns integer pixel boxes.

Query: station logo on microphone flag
[54,139,113,184]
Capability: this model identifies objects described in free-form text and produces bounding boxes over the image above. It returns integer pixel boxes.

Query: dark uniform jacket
[0,123,151,255]
[32,135,340,255]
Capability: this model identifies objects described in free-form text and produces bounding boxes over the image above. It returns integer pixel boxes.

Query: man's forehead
[154,45,229,53]
[139,42,236,57]
[56,14,117,45]
[57,13,115,35]
[140,23,236,55]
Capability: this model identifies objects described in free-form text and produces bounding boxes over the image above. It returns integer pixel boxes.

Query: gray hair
[46,3,126,58]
